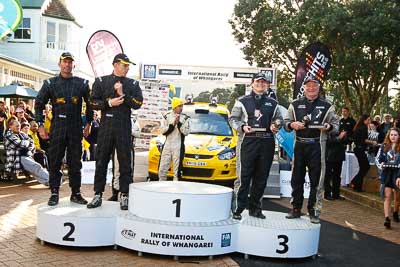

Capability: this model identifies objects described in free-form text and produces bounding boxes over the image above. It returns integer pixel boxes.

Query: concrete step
[341,186,383,211]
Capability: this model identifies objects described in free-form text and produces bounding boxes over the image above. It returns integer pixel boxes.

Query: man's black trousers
[291,142,322,211]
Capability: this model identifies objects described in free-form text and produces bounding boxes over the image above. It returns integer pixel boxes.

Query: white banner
[280,170,310,198]
[140,64,276,85]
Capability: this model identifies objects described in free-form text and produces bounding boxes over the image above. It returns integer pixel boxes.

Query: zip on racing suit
[158,111,190,181]
[284,96,338,218]
[229,91,282,215]
[90,74,143,194]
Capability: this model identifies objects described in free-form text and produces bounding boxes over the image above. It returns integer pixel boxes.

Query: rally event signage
[0,0,22,39]
[293,42,332,99]
[86,30,123,77]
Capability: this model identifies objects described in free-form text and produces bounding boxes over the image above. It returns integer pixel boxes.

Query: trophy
[302,115,326,129]
[250,109,266,132]
[273,119,282,130]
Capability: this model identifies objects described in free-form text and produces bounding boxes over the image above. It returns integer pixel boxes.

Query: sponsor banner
[140,64,276,85]
[0,0,22,39]
[293,42,332,99]
[135,81,170,149]
[116,217,237,255]
[86,30,123,77]
[280,170,310,198]
[81,161,112,184]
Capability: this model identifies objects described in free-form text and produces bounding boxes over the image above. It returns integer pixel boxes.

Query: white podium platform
[36,182,320,258]
[37,198,119,247]
[237,210,320,258]
[129,181,232,222]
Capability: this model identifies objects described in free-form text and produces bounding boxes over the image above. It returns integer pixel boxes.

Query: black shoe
[249,210,266,219]
[48,188,59,206]
[48,193,59,206]
[310,215,320,224]
[70,192,88,205]
[120,193,129,210]
[393,212,399,223]
[324,196,335,201]
[333,195,345,200]
[232,212,242,220]
[286,208,301,219]
[87,194,102,209]
[384,217,391,229]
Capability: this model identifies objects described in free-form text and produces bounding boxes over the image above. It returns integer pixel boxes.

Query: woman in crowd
[367,120,380,163]
[376,128,400,229]
[351,115,377,192]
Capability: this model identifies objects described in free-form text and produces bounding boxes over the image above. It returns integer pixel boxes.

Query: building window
[47,22,56,49]
[14,18,31,39]
[58,24,67,50]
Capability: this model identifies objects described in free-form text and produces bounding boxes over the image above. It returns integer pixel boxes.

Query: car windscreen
[186,111,233,136]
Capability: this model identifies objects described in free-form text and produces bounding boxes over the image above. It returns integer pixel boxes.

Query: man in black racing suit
[284,77,338,223]
[229,72,282,220]
[35,52,92,206]
[87,53,143,210]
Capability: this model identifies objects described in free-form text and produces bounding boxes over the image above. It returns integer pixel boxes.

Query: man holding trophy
[230,72,282,220]
[284,77,338,223]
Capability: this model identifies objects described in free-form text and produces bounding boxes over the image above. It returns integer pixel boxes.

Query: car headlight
[218,147,236,160]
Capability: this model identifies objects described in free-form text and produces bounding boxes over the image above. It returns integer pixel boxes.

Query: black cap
[59,52,74,61]
[112,53,136,65]
[304,76,320,85]
[252,72,271,83]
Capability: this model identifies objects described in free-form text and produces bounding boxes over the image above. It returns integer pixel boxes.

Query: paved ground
[1,179,399,266]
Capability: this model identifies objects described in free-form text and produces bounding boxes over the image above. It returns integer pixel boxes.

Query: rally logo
[221,233,231,247]
[121,229,136,240]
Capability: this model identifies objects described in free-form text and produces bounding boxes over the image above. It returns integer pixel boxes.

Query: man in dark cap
[229,72,282,220]
[284,76,338,223]
[87,53,143,210]
[35,52,92,206]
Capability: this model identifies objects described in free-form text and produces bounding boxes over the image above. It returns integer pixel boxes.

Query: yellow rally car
[148,103,237,187]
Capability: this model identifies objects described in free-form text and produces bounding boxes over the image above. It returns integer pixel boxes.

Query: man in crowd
[35,52,92,206]
[158,97,190,181]
[284,77,338,223]
[340,107,356,146]
[87,53,143,210]
[4,120,48,185]
[229,72,282,220]
[0,101,8,142]
[378,113,393,138]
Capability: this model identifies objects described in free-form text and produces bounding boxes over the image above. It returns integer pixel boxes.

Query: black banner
[293,42,332,99]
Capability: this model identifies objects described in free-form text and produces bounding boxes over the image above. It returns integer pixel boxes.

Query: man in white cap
[158,97,190,181]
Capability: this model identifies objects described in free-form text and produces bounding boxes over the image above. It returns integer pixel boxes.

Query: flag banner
[293,42,332,99]
[86,30,123,77]
[0,0,22,39]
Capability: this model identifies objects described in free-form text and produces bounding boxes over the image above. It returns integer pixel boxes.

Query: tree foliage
[230,0,400,116]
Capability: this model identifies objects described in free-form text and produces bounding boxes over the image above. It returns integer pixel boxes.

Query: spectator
[325,117,347,201]
[15,107,26,123]
[368,120,381,162]
[374,115,382,125]
[4,120,49,185]
[0,101,8,142]
[376,128,400,229]
[378,114,393,137]
[351,115,377,192]
[18,101,34,122]
[86,111,100,161]
[29,120,48,168]
[339,107,356,149]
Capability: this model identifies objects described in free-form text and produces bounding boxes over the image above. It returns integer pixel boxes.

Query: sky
[66,0,251,76]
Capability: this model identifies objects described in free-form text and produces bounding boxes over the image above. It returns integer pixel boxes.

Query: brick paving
[0,180,238,267]
[1,179,399,267]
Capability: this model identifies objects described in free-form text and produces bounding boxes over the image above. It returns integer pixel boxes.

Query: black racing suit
[90,74,143,194]
[284,96,338,216]
[229,91,282,214]
[35,75,92,192]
